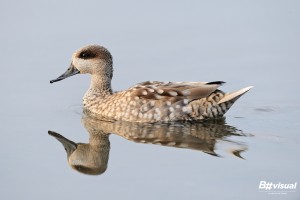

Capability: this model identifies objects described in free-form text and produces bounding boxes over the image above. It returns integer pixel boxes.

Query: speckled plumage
[51,45,253,122]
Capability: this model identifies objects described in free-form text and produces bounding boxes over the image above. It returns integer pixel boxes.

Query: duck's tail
[213,86,253,117]
[189,86,253,120]
[218,86,253,105]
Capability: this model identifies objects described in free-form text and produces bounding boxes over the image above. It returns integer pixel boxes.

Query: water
[1,1,299,199]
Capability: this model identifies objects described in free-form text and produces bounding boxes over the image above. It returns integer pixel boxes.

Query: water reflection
[49,115,248,175]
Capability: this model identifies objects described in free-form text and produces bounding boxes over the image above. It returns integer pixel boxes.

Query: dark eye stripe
[79,50,96,59]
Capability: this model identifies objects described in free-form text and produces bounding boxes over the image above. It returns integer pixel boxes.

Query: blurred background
[0,0,299,200]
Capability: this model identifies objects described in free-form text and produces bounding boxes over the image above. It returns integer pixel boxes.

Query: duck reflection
[49,115,248,175]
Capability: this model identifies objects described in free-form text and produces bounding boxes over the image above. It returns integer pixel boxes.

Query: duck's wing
[128,81,225,103]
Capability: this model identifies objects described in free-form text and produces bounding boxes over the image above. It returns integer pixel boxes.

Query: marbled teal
[50,45,252,122]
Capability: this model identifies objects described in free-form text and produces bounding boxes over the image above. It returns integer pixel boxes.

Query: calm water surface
[0,1,299,200]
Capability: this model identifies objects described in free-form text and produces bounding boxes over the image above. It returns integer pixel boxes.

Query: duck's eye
[79,51,95,59]
[80,52,87,58]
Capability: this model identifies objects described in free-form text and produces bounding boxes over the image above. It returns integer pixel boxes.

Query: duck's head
[50,45,113,83]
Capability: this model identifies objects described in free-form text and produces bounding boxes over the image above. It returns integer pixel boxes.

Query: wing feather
[128,81,223,102]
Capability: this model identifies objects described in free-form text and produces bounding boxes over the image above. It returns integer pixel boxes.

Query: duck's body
[83,80,252,122]
[50,45,252,122]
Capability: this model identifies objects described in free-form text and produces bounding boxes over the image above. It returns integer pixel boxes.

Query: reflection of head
[48,131,110,175]
[69,143,109,175]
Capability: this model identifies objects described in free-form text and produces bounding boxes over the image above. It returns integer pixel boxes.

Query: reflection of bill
[48,115,248,175]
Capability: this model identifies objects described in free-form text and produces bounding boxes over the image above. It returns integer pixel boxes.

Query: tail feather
[188,86,253,120]
[218,86,253,105]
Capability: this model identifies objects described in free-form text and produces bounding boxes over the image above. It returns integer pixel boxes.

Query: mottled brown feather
[129,81,221,102]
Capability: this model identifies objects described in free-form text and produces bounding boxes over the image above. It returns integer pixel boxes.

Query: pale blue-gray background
[0,0,299,200]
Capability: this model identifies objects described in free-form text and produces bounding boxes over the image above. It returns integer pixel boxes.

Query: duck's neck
[91,75,112,94]
[84,75,112,101]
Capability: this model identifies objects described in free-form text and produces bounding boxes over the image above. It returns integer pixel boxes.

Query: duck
[50,45,253,123]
